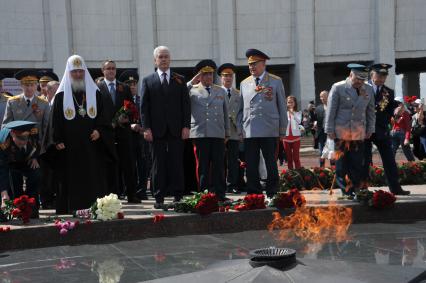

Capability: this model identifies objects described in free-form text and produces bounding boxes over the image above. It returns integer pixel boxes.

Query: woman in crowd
[283,96,304,169]
[411,99,426,159]
[391,98,415,161]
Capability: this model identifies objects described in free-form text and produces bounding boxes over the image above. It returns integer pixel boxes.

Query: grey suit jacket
[224,87,241,141]
[325,78,375,141]
[189,83,230,139]
[2,93,50,142]
[237,72,287,138]
[0,93,10,127]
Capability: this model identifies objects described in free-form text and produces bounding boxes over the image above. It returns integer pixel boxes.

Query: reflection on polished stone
[0,222,426,282]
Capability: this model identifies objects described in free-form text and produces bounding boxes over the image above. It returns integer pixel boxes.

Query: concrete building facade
[0,0,425,106]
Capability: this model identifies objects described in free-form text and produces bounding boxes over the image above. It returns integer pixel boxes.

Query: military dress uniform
[217,63,242,193]
[190,60,230,200]
[325,64,376,194]
[0,121,41,217]
[237,49,287,198]
[362,64,410,195]
[3,70,50,144]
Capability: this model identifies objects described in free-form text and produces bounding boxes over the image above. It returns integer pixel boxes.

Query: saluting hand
[90,130,100,141]
[190,72,202,85]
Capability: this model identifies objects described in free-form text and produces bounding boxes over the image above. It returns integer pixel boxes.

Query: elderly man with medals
[51,55,109,214]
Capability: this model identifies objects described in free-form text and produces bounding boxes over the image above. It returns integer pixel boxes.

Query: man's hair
[102,59,116,69]
[46,80,59,91]
[153,46,170,58]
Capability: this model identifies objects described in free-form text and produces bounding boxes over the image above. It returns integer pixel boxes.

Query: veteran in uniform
[3,70,50,146]
[189,60,230,200]
[38,70,59,100]
[325,64,375,196]
[0,121,40,217]
[361,64,410,195]
[218,63,241,194]
[0,74,11,127]
[237,49,287,198]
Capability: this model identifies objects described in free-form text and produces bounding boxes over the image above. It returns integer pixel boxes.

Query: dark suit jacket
[97,80,133,161]
[371,83,398,139]
[314,104,326,139]
[141,72,191,138]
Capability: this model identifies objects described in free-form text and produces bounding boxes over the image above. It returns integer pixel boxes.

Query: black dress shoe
[127,197,142,204]
[154,202,164,209]
[393,189,410,195]
[136,190,149,200]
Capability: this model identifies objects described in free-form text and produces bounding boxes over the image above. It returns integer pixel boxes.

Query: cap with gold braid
[370,63,392,75]
[245,49,270,64]
[38,70,59,83]
[15,70,39,85]
[217,63,235,76]
[195,59,217,74]
[118,70,139,84]
[347,63,370,80]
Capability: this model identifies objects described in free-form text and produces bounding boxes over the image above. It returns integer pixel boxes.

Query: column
[374,0,396,88]
[216,0,236,64]
[48,0,72,78]
[135,0,157,77]
[291,0,315,108]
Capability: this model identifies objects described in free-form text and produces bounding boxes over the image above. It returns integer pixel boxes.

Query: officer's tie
[109,82,116,105]
[255,78,260,86]
[376,86,381,97]
[206,87,211,94]
[227,88,231,99]
[26,99,30,107]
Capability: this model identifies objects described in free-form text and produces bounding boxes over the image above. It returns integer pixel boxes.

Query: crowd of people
[0,45,424,217]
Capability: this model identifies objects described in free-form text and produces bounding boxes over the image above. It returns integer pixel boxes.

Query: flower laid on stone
[356,189,396,209]
[75,193,124,221]
[55,219,79,236]
[2,195,36,224]
[233,194,266,211]
[0,226,11,232]
[174,190,219,215]
[153,213,165,223]
[271,189,306,210]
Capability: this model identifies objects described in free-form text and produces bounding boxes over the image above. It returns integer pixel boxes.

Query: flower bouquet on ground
[270,188,306,210]
[311,167,334,189]
[1,195,36,224]
[279,167,319,191]
[174,190,219,215]
[232,194,266,211]
[75,193,123,221]
[355,190,396,209]
[112,100,139,128]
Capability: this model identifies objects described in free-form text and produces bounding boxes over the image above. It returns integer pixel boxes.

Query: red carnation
[304,175,311,182]
[375,169,382,175]
[372,190,396,209]
[319,172,326,178]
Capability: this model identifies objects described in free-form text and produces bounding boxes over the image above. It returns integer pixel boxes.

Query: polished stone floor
[1,221,426,282]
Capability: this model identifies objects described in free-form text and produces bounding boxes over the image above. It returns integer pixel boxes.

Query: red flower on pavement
[153,214,165,223]
[304,175,312,182]
[0,227,11,232]
[273,189,306,210]
[117,212,125,219]
[195,193,219,215]
[319,172,326,178]
[372,190,396,209]
[375,169,383,175]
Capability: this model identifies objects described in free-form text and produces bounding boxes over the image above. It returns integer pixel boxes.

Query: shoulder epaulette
[9,95,20,100]
[233,88,240,93]
[36,95,48,103]
[212,84,222,89]
[0,139,10,150]
[242,76,252,83]
[268,73,282,80]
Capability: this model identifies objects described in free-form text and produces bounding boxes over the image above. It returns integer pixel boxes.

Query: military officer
[3,70,50,146]
[190,60,230,200]
[0,120,40,217]
[325,64,375,196]
[237,49,287,199]
[119,70,151,200]
[38,70,59,100]
[361,64,410,195]
[217,63,241,194]
[0,74,11,126]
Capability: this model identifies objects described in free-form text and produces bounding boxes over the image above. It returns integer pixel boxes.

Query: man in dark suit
[141,46,191,209]
[97,60,140,203]
[362,63,410,195]
[313,90,329,167]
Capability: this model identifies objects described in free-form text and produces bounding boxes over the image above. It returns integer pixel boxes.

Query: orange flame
[268,204,352,251]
